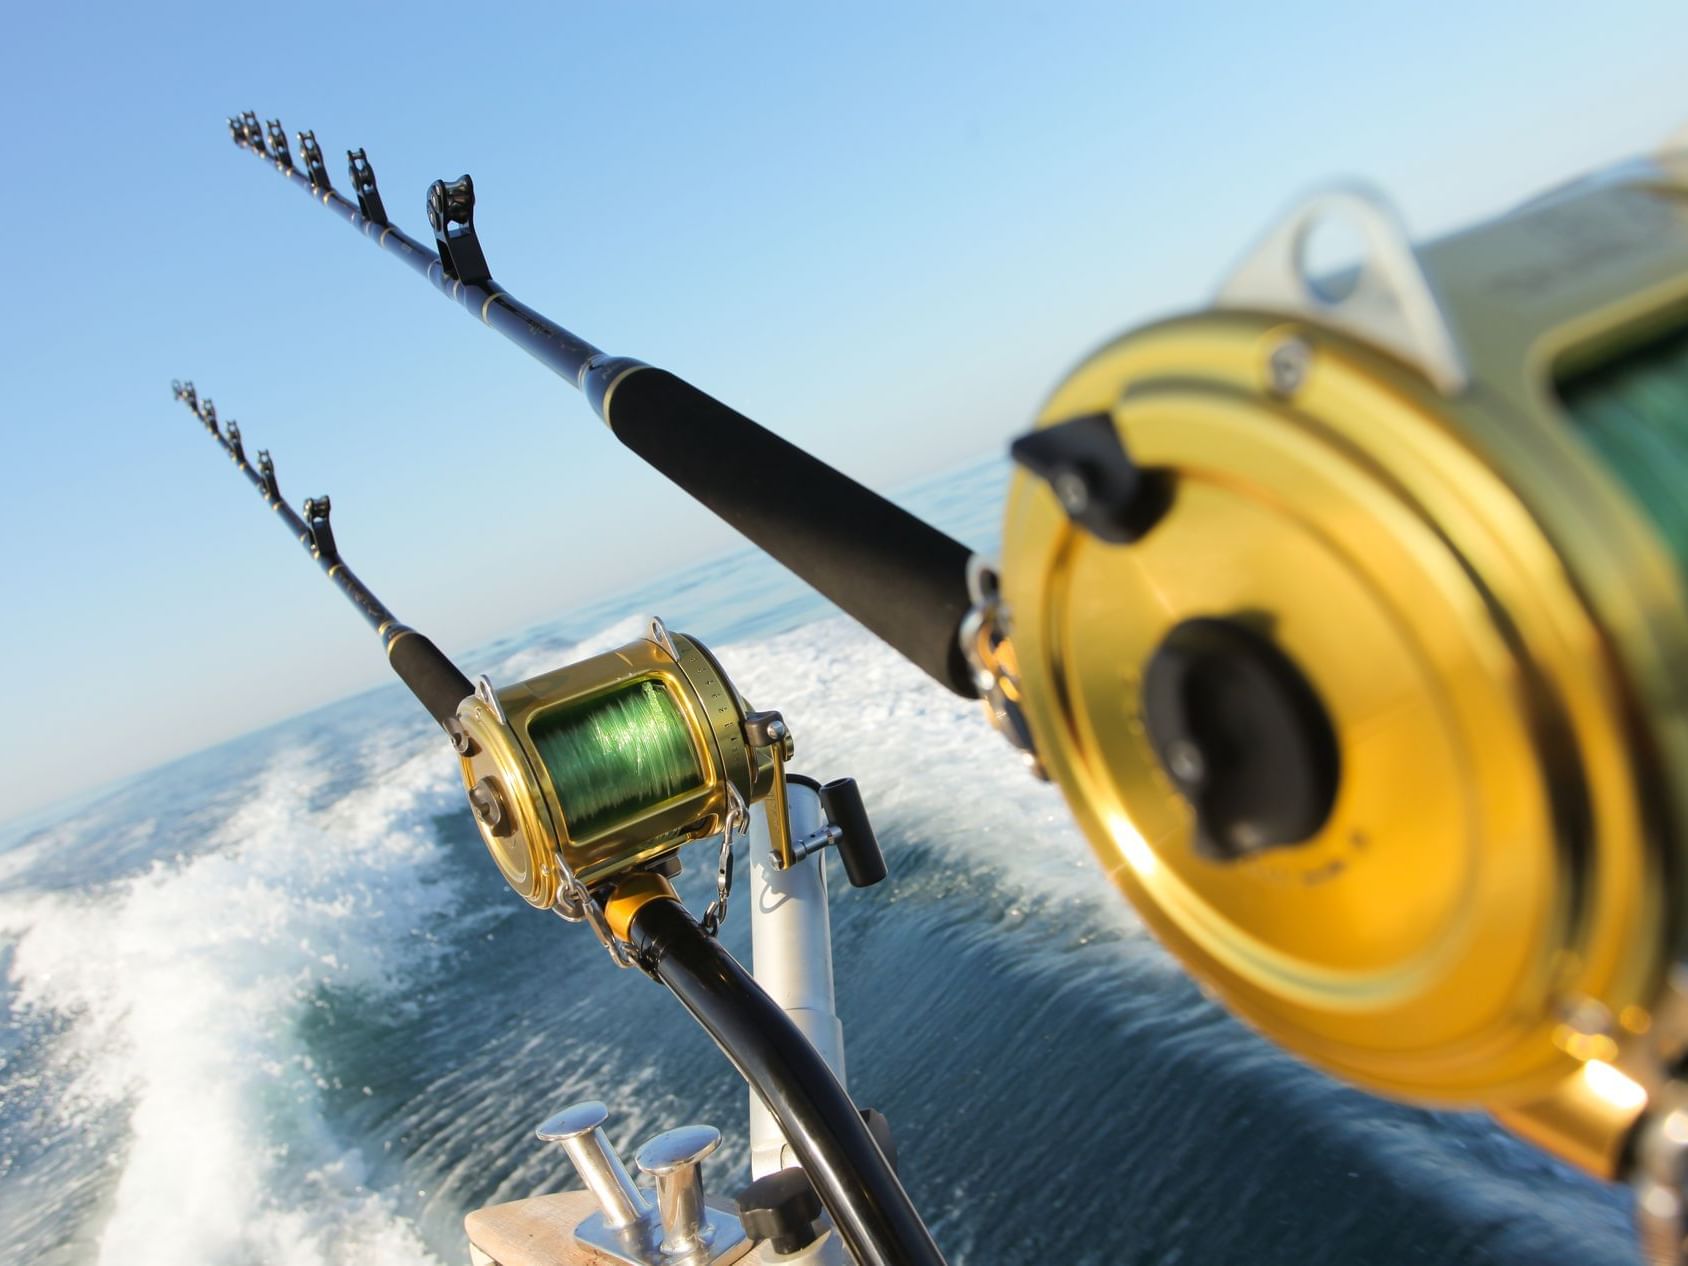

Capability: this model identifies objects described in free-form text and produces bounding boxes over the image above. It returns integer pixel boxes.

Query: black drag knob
[739,1167,824,1254]
[818,778,887,888]
[1141,617,1340,861]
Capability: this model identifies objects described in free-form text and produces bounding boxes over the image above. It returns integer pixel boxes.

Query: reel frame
[449,619,785,913]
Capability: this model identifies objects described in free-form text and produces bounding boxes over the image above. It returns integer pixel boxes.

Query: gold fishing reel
[997,136,1688,1180]
[447,619,790,917]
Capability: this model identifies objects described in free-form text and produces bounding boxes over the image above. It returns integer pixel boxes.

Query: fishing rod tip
[264,119,293,168]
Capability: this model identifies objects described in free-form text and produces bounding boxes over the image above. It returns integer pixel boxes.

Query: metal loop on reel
[574,883,637,970]
[701,782,748,938]
[551,845,638,969]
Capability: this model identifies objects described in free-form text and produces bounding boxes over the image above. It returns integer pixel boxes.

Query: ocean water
[0,456,1641,1265]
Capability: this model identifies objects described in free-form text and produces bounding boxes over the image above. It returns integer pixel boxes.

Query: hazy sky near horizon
[2,1,1686,822]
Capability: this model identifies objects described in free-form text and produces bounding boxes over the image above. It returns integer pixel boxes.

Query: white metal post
[746,780,847,1179]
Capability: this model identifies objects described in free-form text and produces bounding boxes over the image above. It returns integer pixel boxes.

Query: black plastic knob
[1009,412,1172,543]
[739,1167,824,1254]
[1141,617,1339,861]
[818,778,886,888]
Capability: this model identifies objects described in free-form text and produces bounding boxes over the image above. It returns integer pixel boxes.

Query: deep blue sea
[0,456,1641,1265]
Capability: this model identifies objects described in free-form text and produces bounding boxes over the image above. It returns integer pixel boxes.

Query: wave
[0,738,465,1266]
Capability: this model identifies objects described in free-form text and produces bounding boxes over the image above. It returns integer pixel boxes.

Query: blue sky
[3,1,1686,821]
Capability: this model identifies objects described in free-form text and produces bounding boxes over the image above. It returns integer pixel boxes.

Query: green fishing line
[530,678,704,840]
[1561,325,1688,577]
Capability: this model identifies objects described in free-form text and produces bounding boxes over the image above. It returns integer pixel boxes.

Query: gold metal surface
[604,873,679,942]
[456,688,563,909]
[999,153,1688,1175]
[766,736,793,869]
[1495,1061,1648,1178]
[454,627,772,907]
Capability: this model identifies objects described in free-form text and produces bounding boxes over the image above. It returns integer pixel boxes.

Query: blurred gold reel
[999,137,1688,1182]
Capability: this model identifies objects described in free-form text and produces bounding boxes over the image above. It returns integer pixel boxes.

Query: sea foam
[1,736,463,1266]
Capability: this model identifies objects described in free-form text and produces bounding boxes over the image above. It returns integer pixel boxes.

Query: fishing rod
[169,379,472,725]
[224,113,977,701]
[173,381,938,1266]
[230,113,1688,1262]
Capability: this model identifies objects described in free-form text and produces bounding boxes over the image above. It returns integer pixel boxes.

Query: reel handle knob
[536,1100,652,1230]
[818,778,886,888]
[635,1124,721,1255]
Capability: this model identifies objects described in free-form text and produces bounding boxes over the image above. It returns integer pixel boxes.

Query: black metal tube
[176,382,473,726]
[629,897,947,1266]
[232,121,979,697]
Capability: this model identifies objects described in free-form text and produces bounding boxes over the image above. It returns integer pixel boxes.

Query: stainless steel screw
[1268,337,1313,397]
[1054,470,1091,514]
[468,778,511,836]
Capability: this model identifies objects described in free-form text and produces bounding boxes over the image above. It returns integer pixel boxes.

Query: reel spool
[450,619,787,911]
[999,139,1688,1179]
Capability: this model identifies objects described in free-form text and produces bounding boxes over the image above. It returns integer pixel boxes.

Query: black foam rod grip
[599,367,977,697]
[385,628,475,727]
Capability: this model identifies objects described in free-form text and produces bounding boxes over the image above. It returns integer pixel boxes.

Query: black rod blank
[174,380,472,726]
[228,115,978,697]
[629,897,948,1266]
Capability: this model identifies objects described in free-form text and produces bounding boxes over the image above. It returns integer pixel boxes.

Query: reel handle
[817,778,886,889]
